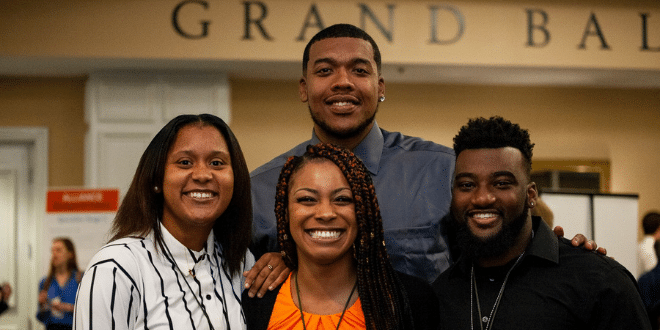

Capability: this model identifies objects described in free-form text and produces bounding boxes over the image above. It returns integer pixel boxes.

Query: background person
[640,211,660,276]
[243,144,439,329]
[433,116,650,329]
[638,240,660,329]
[37,237,81,330]
[0,282,11,316]
[74,114,265,330]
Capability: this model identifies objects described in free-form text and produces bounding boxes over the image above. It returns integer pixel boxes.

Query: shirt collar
[159,222,218,273]
[310,121,384,175]
[451,216,559,277]
[525,216,559,264]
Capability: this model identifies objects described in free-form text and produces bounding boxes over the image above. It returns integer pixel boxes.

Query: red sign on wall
[47,189,119,213]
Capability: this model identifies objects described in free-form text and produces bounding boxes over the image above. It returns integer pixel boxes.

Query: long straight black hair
[109,114,252,276]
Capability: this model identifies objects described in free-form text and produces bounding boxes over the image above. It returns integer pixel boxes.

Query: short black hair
[453,116,535,174]
[643,212,660,235]
[302,23,381,75]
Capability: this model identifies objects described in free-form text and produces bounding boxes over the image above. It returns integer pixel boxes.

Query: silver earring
[379,96,385,102]
[530,201,535,207]
[154,186,159,193]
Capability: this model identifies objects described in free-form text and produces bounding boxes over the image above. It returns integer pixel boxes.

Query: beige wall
[1,77,659,239]
[0,77,87,187]
[1,0,659,240]
[231,78,660,239]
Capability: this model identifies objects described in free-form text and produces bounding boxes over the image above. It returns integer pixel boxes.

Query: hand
[51,299,63,312]
[243,252,290,298]
[553,225,607,256]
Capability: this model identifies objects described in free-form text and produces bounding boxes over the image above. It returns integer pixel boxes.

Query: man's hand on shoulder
[553,225,608,256]
[243,252,291,298]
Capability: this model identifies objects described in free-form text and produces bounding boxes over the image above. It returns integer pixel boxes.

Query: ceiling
[1,56,659,89]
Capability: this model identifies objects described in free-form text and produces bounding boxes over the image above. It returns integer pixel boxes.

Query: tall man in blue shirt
[243,23,599,298]
[247,24,455,291]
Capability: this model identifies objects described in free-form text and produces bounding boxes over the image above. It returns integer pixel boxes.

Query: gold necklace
[185,248,196,278]
[295,272,357,330]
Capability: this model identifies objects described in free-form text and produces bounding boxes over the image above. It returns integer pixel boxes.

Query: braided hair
[274,143,414,330]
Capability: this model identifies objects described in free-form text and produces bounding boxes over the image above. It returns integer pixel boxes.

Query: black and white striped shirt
[73,223,254,330]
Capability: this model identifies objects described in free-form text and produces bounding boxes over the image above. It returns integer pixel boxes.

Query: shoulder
[381,129,455,158]
[85,237,149,274]
[250,142,310,180]
[242,283,281,329]
[555,237,638,285]
[396,271,438,303]
[396,271,440,330]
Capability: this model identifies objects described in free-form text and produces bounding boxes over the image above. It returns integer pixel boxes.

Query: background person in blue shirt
[638,239,660,328]
[37,237,81,330]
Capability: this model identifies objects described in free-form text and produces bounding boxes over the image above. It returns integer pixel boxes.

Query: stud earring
[379,96,385,102]
[530,201,535,207]
[154,186,159,193]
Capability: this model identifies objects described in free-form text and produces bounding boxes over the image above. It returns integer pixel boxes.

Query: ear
[299,76,308,102]
[378,77,385,100]
[527,182,538,208]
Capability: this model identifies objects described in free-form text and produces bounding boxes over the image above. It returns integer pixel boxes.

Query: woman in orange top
[242,143,439,330]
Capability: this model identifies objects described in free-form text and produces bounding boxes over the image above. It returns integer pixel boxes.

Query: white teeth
[188,192,213,199]
[333,102,352,107]
[309,230,341,239]
[473,213,497,219]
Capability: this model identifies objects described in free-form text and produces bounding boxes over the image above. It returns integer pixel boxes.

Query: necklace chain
[295,272,357,330]
[470,253,524,330]
[185,249,197,278]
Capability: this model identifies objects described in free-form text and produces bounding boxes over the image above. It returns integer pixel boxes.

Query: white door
[0,143,31,330]
[0,127,48,330]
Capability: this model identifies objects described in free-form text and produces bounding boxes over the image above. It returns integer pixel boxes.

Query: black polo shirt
[433,216,651,329]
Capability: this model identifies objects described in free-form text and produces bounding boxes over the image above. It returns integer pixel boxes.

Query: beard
[453,202,529,260]
[309,105,378,140]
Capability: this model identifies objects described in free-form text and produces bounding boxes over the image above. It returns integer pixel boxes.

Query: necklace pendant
[482,316,489,323]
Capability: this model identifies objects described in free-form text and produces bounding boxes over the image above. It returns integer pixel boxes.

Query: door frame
[0,127,48,330]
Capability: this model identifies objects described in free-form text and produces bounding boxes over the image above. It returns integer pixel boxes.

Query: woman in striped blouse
[74,114,256,330]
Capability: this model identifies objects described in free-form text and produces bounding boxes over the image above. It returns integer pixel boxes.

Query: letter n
[359,3,395,42]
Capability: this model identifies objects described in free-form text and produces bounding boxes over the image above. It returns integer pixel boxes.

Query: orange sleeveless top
[267,274,366,330]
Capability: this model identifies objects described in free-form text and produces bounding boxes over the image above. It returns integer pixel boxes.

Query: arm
[592,266,652,329]
[36,279,51,323]
[243,252,290,298]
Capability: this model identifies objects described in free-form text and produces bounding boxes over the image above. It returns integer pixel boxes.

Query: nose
[472,186,496,207]
[331,68,354,91]
[192,163,212,182]
[315,200,337,222]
